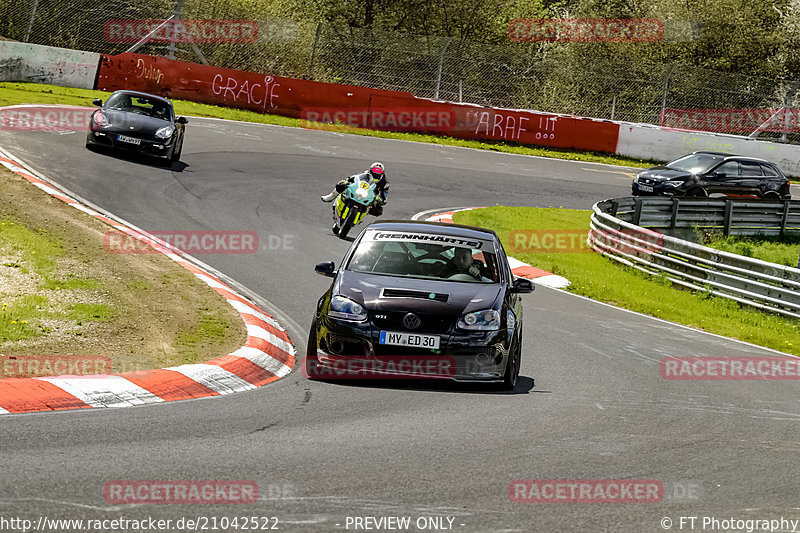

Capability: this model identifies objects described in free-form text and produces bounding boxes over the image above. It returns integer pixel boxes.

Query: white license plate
[639,184,654,192]
[379,331,440,349]
[117,135,141,145]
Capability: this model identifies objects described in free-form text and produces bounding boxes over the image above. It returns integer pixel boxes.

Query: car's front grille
[371,311,454,334]
[381,288,449,302]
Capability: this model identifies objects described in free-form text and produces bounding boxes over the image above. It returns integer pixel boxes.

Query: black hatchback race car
[85,90,187,164]
[306,221,534,390]
[632,151,791,199]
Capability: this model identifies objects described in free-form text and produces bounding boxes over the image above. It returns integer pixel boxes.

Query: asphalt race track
[0,117,798,533]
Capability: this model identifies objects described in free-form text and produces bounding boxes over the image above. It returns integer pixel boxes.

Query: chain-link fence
[3,0,800,142]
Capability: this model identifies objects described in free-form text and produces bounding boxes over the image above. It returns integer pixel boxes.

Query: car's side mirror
[92,99,103,106]
[176,116,188,124]
[314,261,337,278]
[711,171,726,179]
[510,277,534,293]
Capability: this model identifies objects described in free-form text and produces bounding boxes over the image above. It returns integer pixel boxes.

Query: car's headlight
[328,295,367,322]
[664,180,683,187]
[457,309,501,331]
[155,126,174,139]
[93,111,108,128]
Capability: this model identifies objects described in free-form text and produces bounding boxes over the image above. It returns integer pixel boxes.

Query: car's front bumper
[310,315,512,382]
[87,130,174,158]
[632,180,685,197]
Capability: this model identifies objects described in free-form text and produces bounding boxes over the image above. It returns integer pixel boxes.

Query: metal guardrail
[589,197,800,319]
[604,196,800,237]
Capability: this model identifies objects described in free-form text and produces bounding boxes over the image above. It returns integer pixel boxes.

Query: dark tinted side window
[495,240,512,284]
[760,164,779,177]
[740,161,762,177]
[715,161,740,176]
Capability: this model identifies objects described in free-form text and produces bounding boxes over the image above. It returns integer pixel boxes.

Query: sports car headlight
[664,180,683,187]
[328,295,367,322]
[155,126,174,139]
[457,309,501,331]
[93,111,108,128]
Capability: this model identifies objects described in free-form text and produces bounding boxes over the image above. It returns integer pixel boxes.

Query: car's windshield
[105,93,173,121]
[666,153,726,173]
[346,235,500,283]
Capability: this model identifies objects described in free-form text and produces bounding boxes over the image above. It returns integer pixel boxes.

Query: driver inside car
[438,247,485,280]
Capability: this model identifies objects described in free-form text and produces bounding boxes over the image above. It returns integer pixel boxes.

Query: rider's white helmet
[369,162,385,180]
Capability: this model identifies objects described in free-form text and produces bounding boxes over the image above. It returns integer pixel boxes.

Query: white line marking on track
[193,273,232,291]
[0,497,138,512]
[244,324,294,355]
[71,204,102,217]
[36,376,163,408]
[0,160,29,174]
[228,300,287,332]
[230,347,292,377]
[31,182,69,197]
[166,363,255,394]
[581,167,637,178]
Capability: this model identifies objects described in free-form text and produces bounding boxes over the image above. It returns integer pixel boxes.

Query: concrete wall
[0,42,99,90]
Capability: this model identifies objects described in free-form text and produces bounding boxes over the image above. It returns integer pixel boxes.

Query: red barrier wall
[96,53,619,153]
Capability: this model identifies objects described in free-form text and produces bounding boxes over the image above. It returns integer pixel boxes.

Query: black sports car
[307,221,534,390]
[632,151,791,199]
[85,90,187,164]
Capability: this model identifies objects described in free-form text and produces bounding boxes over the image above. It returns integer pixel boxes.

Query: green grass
[0,220,60,274]
[0,219,104,292]
[0,295,46,341]
[67,303,113,322]
[0,82,657,169]
[176,309,235,363]
[454,206,800,355]
[703,233,800,268]
[0,216,111,341]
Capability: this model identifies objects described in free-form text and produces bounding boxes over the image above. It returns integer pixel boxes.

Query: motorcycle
[332,174,379,239]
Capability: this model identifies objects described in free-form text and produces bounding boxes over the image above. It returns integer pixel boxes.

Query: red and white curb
[426,208,571,289]
[0,147,295,414]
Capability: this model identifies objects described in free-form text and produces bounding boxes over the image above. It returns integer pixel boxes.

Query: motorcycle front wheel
[338,208,359,239]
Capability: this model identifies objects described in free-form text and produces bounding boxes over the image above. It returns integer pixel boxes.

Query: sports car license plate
[379,331,440,349]
[639,184,654,192]
[117,135,141,145]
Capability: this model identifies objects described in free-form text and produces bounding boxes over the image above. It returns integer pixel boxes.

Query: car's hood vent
[381,288,449,302]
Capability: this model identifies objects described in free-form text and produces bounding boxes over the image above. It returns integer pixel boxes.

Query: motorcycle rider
[321,162,389,216]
